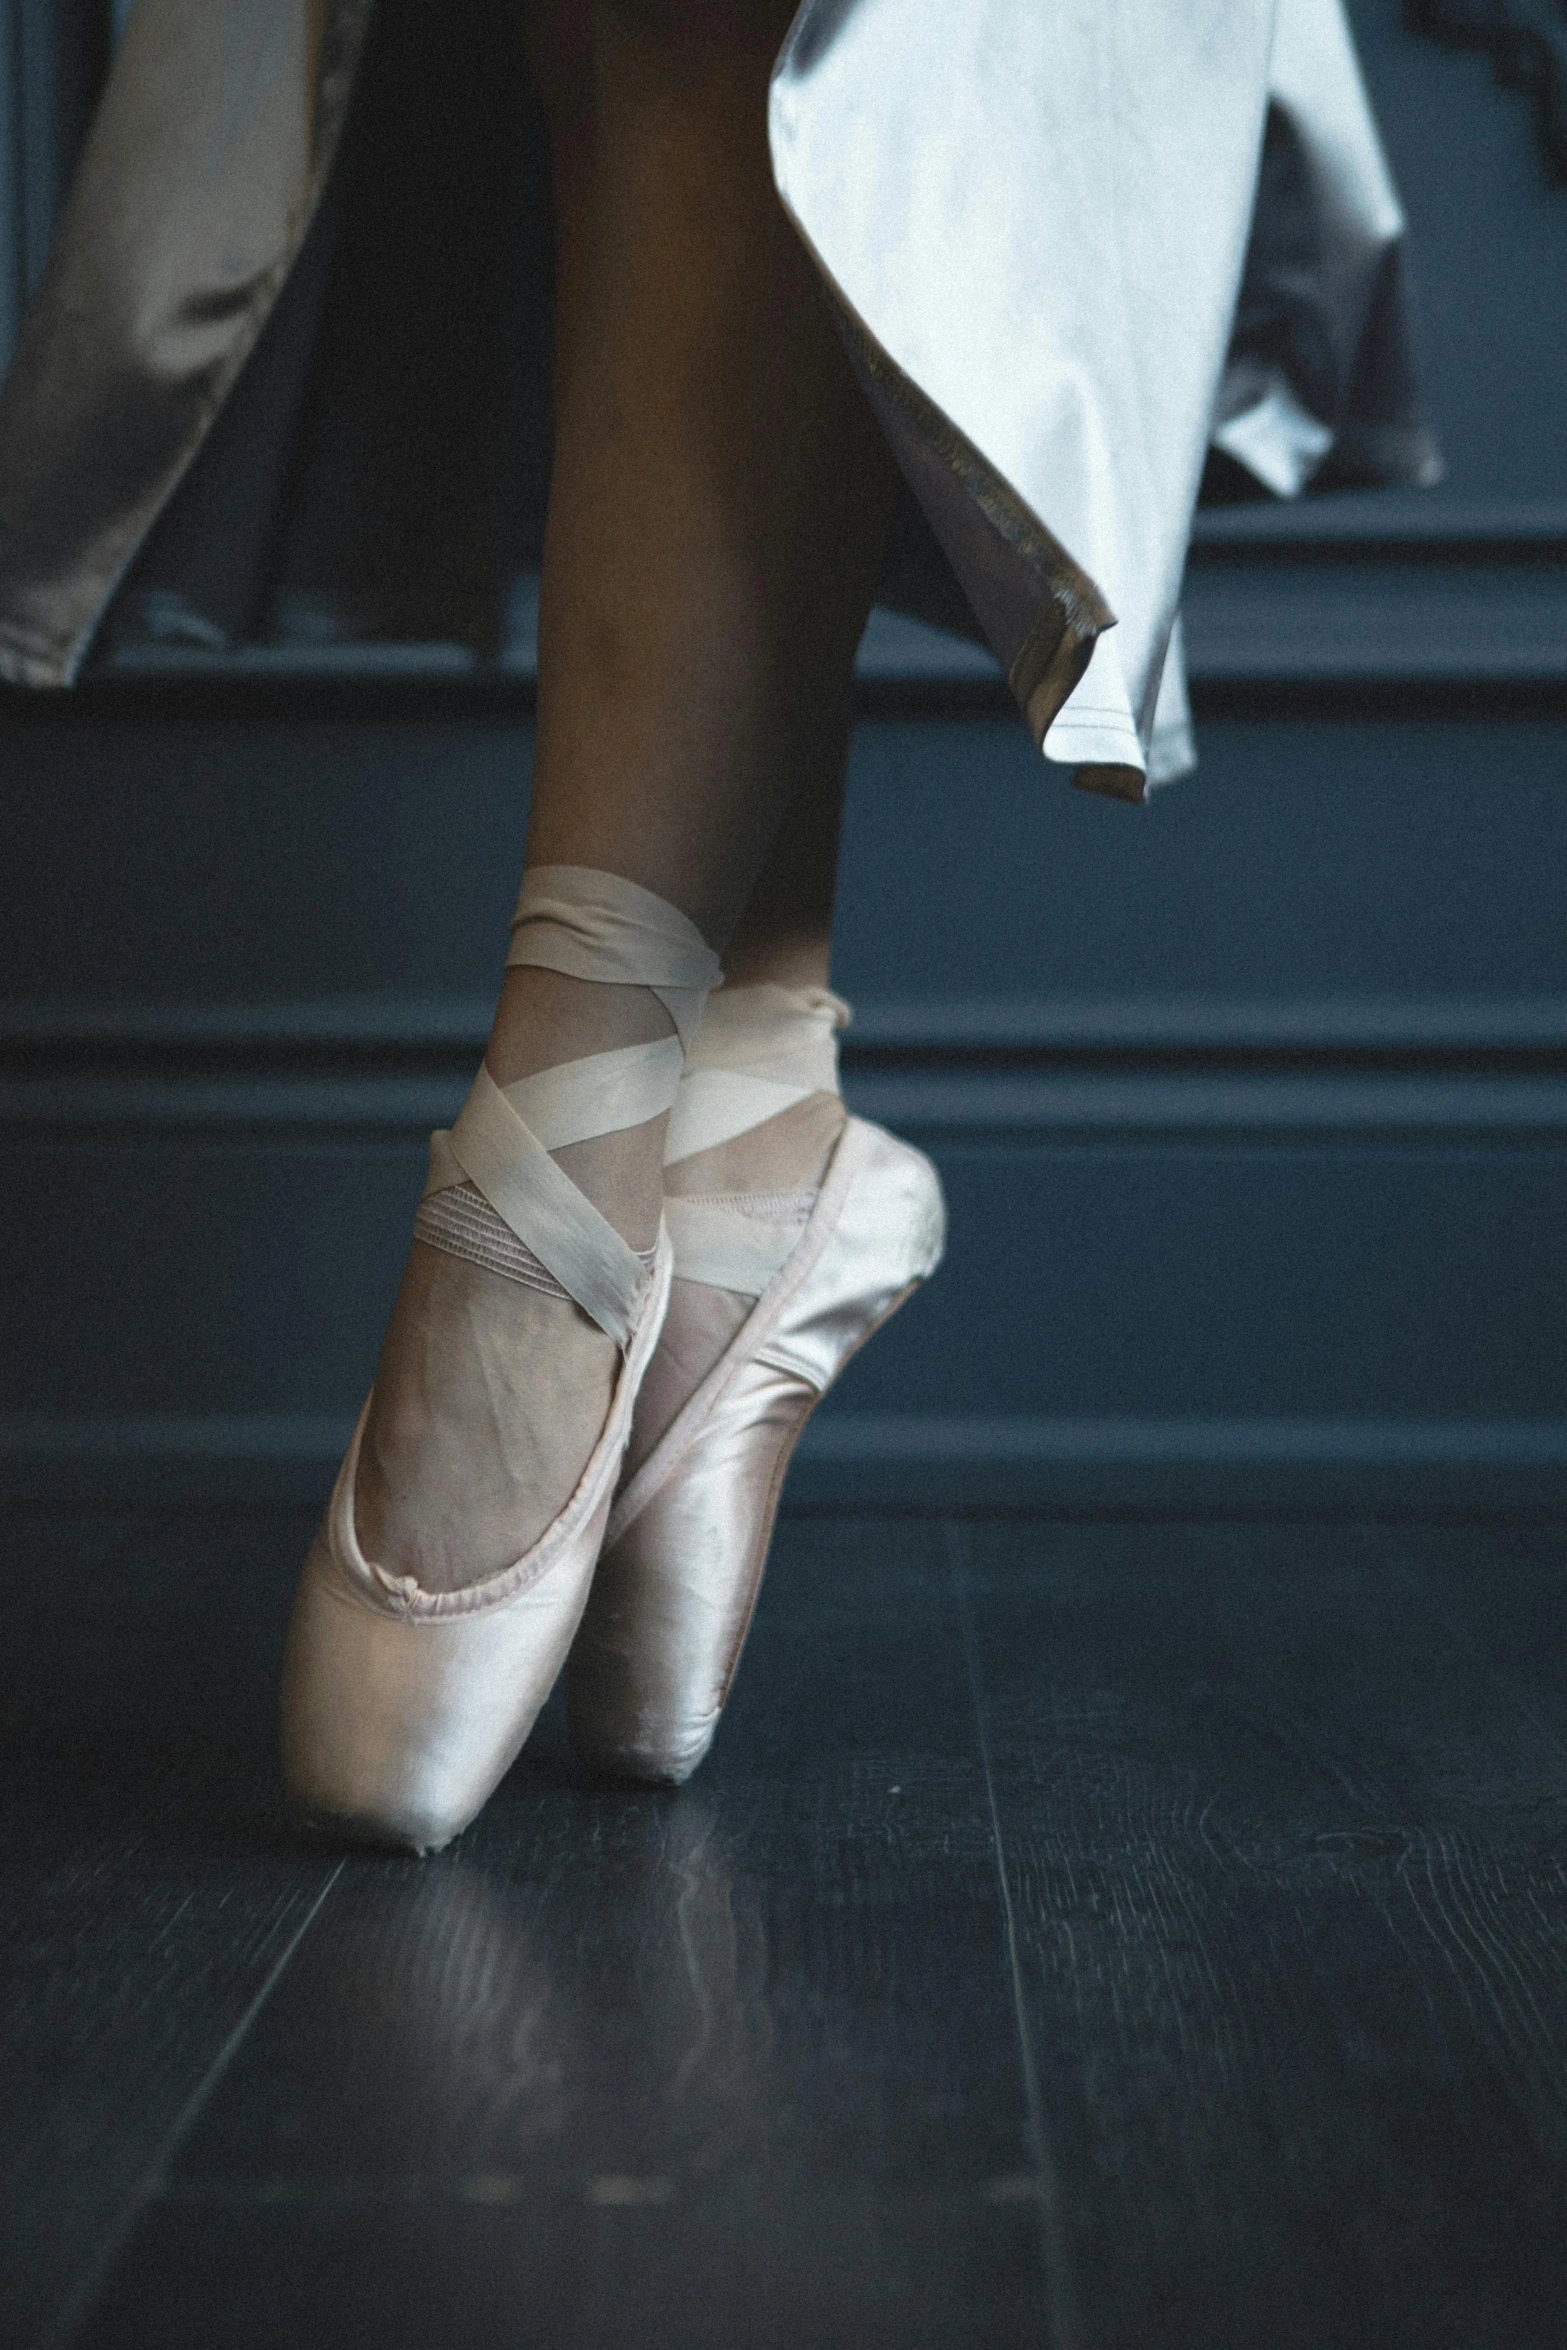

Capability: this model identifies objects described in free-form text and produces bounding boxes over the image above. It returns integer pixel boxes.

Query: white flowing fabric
[0,0,1433,794]
[770,0,1433,795]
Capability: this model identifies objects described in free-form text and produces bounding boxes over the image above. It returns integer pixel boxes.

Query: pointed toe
[568,1119,944,1780]
[280,1240,673,1848]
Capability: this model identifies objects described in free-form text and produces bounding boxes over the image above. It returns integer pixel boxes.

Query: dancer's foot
[569,1106,946,1784]
[351,925,703,1597]
[353,1245,624,1597]
[625,1087,846,1477]
[282,869,720,1851]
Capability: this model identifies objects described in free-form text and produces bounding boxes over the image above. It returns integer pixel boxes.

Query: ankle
[662,978,849,1192]
[553,1121,669,1250]
[486,965,675,1088]
[481,966,679,1247]
[664,1089,844,1197]
[420,866,722,1344]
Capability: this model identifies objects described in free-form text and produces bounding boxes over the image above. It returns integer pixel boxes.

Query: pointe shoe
[566,989,945,1785]
[280,1239,672,1853]
[280,868,721,1853]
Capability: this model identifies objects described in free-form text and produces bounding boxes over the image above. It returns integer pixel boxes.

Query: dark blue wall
[1,1,1564,1510]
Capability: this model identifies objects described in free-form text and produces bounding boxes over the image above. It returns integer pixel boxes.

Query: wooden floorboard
[66,1518,1044,2350]
[954,1518,1567,2350]
[0,1512,337,2350]
[8,1514,1567,2348]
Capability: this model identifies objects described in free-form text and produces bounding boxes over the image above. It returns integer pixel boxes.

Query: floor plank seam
[32,1859,345,2350]
[947,1520,1084,2350]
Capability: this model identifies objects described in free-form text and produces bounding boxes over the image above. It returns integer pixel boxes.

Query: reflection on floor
[5,1511,1567,2349]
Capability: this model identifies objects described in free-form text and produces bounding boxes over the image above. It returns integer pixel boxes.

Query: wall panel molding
[5,1410,1566,1515]
[5,1066,1567,1143]
[7,992,1567,1068]
[65,500,1567,702]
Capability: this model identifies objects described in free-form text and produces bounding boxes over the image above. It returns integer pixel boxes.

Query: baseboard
[791,1415,1567,1512]
[5,1413,1565,1515]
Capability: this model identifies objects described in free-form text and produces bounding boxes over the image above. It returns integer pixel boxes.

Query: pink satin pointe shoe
[280,868,721,1854]
[565,986,946,1784]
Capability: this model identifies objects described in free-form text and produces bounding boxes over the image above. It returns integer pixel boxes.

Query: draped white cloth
[771,0,1436,795]
[0,0,1434,802]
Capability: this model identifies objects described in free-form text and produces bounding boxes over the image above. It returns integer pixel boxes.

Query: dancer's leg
[355,0,900,1591]
[627,698,853,1470]
[721,690,848,998]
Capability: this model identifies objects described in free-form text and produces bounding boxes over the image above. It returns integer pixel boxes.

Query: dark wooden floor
[5,1511,1567,2350]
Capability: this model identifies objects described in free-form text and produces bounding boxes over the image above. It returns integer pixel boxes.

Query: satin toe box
[280,1236,674,1852]
[566,1361,816,1782]
[567,1119,946,1780]
[281,1525,604,1852]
